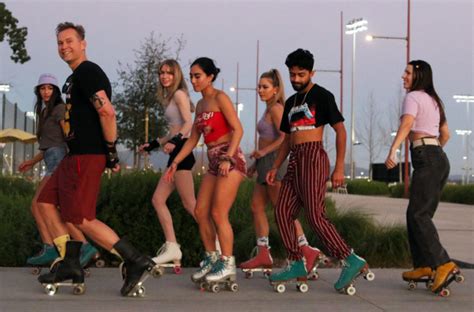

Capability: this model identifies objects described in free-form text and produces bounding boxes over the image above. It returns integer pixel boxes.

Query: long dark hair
[408,60,446,126]
[34,84,64,139]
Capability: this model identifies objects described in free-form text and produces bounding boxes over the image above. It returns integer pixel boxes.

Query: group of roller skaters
[21,21,462,298]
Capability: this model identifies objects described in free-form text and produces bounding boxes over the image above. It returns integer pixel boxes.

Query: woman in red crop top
[165,57,246,288]
[240,69,323,278]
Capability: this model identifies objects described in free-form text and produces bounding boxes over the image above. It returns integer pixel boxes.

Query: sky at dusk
[1,0,472,176]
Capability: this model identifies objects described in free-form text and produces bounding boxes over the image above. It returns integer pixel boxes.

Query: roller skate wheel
[173,266,182,275]
[407,281,416,290]
[95,259,105,268]
[365,271,375,281]
[211,284,220,293]
[84,268,91,278]
[152,267,164,278]
[308,272,319,280]
[31,267,41,275]
[298,283,309,293]
[263,270,271,278]
[346,285,356,296]
[275,284,286,293]
[455,274,464,283]
[245,271,253,279]
[199,282,207,290]
[439,288,450,297]
[73,284,85,295]
[425,281,433,289]
[230,282,239,292]
[44,284,57,296]
[136,286,146,297]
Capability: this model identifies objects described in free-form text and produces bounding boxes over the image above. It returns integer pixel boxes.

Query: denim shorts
[43,146,67,176]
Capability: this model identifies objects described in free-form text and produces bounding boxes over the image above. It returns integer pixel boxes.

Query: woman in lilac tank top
[386,60,459,295]
[240,69,322,278]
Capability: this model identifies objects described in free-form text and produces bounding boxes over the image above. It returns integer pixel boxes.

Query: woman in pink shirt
[385,60,460,295]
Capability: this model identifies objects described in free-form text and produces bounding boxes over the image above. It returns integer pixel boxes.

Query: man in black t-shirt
[267,49,373,293]
[37,22,157,297]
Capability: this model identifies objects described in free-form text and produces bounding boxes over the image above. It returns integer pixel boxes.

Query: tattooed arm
[90,90,117,144]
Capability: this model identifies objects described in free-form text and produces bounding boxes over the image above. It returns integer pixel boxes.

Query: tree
[114,33,185,168]
[355,92,387,179]
[0,3,30,63]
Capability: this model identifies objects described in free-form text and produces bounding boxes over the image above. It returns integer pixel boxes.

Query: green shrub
[441,184,474,205]
[0,176,35,196]
[346,180,390,196]
[389,183,406,198]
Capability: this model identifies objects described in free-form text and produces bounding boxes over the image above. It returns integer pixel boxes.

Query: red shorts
[37,154,106,224]
[207,142,246,176]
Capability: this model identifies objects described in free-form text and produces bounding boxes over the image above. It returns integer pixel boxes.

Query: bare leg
[211,171,243,256]
[174,170,197,220]
[31,177,54,244]
[195,174,217,251]
[75,219,119,251]
[250,183,270,238]
[151,175,177,242]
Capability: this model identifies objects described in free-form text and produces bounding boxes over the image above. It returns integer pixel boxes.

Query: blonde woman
[139,59,196,273]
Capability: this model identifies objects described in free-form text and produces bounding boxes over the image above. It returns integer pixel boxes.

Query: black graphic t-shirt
[62,61,111,155]
[280,84,344,134]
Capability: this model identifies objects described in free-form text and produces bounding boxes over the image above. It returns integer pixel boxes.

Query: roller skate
[38,241,85,296]
[191,251,219,289]
[79,243,103,277]
[334,251,375,296]
[239,245,272,278]
[269,259,309,293]
[431,261,464,297]
[301,245,323,280]
[402,267,434,290]
[203,255,239,293]
[27,244,59,275]
[152,241,183,275]
[114,238,160,297]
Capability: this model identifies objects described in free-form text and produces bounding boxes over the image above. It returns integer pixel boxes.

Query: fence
[0,94,39,177]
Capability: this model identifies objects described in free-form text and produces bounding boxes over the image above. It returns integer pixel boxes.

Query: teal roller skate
[27,244,59,275]
[269,259,309,293]
[334,251,375,296]
[80,243,104,277]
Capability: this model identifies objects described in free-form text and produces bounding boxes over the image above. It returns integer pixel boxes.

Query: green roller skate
[334,251,375,296]
[27,244,59,275]
[269,259,309,293]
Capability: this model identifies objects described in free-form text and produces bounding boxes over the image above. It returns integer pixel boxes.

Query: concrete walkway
[328,193,474,265]
[0,268,472,312]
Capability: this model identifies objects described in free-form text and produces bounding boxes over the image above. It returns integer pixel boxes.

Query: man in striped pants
[267,49,370,293]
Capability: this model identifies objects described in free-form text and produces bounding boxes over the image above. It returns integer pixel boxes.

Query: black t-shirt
[62,61,111,154]
[280,84,344,134]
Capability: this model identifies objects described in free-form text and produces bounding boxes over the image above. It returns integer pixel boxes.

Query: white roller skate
[191,251,219,289]
[203,255,238,293]
[152,242,183,275]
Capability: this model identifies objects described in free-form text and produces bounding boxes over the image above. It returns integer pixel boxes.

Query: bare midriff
[289,126,324,147]
[409,131,436,142]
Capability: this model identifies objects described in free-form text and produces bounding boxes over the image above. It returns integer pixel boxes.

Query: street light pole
[346,17,368,180]
[456,129,472,184]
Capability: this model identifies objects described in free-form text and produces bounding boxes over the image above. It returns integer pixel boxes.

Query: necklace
[293,88,311,108]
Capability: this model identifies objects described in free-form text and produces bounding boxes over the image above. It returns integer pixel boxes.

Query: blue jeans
[407,145,450,268]
[43,146,67,176]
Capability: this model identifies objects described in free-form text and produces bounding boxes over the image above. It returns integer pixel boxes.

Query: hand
[138,143,149,154]
[111,163,121,173]
[266,168,277,185]
[385,149,398,169]
[218,160,231,177]
[19,160,34,172]
[250,149,266,160]
[331,169,345,189]
[246,164,256,178]
[164,162,177,183]
[163,142,176,154]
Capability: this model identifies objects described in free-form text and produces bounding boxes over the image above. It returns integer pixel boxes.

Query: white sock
[298,235,309,247]
[256,236,269,247]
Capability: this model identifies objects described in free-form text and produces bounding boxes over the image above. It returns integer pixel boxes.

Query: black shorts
[167,138,195,171]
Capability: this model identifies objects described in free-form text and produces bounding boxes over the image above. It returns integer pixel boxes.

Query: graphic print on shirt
[288,102,316,132]
[61,76,74,140]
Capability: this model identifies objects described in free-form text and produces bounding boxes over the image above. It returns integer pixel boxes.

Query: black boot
[38,241,84,284]
[113,237,156,296]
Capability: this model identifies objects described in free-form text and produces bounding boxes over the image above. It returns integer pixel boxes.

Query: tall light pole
[365,0,411,196]
[346,17,368,180]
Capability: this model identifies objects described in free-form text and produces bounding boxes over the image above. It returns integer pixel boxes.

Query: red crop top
[195,111,231,144]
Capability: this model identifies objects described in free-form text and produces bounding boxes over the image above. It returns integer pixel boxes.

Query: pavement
[1,194,472,311]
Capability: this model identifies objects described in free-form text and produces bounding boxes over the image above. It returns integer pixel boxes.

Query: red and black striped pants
[275,141,351,260]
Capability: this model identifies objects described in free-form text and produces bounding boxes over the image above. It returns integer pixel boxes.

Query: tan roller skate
[402,267,434,290]
[431,261,464,297]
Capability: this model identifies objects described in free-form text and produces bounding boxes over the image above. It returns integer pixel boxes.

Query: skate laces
[155,244,168,257]
[249,246,258,258]
[209,258,225,274]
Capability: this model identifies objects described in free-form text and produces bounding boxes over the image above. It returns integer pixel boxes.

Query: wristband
[168,133,184,146]
[106,141,119,168]
[143,139,160,152]
[218,155,236,165]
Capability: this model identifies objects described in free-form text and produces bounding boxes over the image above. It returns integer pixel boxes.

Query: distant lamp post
[346,17,368,180]
[237,103,244,118]
[455,129,472,185]
[0,84,11,92]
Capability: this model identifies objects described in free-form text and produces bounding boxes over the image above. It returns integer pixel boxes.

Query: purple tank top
[257,114,280,140]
